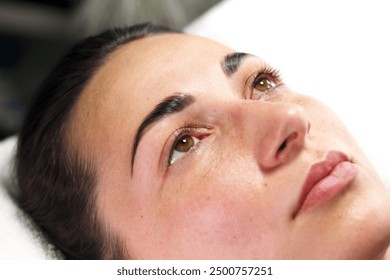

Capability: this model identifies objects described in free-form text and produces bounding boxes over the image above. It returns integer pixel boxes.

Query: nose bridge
[227,100,309,170]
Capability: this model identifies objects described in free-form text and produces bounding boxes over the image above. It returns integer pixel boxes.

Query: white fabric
[0,137,60,259]
[0,0,389,259]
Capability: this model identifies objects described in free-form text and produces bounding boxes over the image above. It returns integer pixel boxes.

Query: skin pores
[70,33,390,259]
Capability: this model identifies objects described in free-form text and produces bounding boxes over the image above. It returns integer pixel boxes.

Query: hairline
[62,33,176,259]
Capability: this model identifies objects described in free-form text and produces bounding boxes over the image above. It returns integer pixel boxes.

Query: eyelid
[164,124,210,168]
[246,64,282,100]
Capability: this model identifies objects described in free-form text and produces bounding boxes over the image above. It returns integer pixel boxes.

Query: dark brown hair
[16,23,176,259]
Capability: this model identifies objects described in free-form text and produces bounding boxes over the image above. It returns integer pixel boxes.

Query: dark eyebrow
[131,93,195,172]
[221,52,250,76]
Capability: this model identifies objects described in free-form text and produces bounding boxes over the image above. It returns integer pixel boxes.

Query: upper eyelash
[248,65,282,100]
[252,65,281,86]
[167,123,205,166]
[165,66,281,166]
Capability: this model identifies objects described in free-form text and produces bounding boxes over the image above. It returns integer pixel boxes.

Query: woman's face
[71,33,390,259]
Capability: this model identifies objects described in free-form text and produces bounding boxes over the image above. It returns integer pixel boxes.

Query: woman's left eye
[250,66,281,100]
[169,135,200,165]
[254,77,276,92]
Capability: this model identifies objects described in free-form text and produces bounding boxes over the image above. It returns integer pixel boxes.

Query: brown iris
[254,77,275,92]
[174,135,195,152]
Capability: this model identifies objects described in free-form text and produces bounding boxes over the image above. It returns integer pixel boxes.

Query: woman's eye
[169,135,200,165]
[254,77,276,92]
[250,66,281,100]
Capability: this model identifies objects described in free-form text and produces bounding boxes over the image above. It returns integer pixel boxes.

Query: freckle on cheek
[181,196,241,240]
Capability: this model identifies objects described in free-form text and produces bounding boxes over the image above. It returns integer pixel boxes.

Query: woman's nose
[235,101,310,170]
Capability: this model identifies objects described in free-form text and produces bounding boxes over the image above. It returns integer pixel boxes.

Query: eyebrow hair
[221,52,249,76]
[131,93,195,171]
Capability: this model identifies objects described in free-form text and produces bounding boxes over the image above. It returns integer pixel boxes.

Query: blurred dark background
[0,0,221,140]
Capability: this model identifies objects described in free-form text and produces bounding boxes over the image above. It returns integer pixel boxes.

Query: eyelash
[167,123,207,166]
[166,66,282,167]
[250,65,282,99]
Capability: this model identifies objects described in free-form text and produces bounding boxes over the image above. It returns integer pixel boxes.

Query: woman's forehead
[69,33,236,157]
[84,34,233,101]
[109,33,234,71]
[80,35,233,115]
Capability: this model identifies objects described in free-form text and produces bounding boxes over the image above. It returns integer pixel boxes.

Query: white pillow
[0,137,61,259]
[1,0,389,259]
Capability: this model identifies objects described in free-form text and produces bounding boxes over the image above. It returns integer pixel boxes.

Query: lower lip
[298,161,358,214]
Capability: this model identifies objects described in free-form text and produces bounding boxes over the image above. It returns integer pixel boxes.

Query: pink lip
[294,151,358,217]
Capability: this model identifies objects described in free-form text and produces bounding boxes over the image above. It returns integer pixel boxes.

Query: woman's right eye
[169,135,200,165]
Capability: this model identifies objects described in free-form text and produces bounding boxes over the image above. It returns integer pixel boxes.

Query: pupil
[177,136,194,152]
[256,79,269,91]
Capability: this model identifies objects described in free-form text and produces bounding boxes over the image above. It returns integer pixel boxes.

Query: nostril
[278,139,287,152]
[277,132,298,153]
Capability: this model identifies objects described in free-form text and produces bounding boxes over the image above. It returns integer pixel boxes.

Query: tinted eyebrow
[221,52,250,76]
[131,93,195,171]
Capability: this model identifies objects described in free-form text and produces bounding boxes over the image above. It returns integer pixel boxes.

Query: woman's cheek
[157,179,285,258]
[158,165,263,249]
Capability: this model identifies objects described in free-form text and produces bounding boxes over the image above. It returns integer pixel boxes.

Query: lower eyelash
[250,65,282,100]
[167,123,206,166]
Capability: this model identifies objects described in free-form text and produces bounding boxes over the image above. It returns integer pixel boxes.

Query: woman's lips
[294,151,358,217]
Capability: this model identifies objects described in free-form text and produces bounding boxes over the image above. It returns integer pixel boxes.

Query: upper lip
[294,151,351,216]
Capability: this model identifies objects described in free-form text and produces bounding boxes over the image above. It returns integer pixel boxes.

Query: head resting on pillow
[16,23,390,259]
